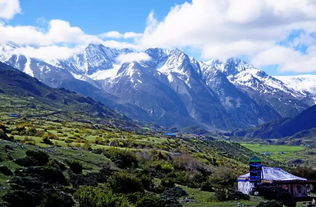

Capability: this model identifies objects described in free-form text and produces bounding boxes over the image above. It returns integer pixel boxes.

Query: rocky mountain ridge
[1,43,314,130]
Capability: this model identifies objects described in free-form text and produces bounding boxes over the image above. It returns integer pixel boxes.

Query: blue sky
[10,0,187,34]
[1,0,316,76]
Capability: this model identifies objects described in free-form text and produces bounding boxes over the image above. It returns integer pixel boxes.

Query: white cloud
[252,45,316,73]
[2,0,316,73]
[47,19,99,44]
[102,40,138,49]
[101,31,142,39]
[0,19,100,46]
[101,31,123,39]
[0,0,21,20]
[116,52,151,63]
[12,45,84,61]
[123,32,142,39]
[0,18,139,61]
[139,0,316,72]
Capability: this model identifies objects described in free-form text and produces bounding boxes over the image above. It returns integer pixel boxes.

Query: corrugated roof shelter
[238,166,307,195]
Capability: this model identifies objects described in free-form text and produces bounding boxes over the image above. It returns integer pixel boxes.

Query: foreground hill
[233,105,316,139]
[0,110,277,206]
[0,62,136,129]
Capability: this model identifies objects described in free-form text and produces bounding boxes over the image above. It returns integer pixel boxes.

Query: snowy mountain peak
[2,42,315,130]
[275,75,316,102]
[146,48,187,59]
[223,57,254,75]
[165,50,188,67]
[56,44,132,75]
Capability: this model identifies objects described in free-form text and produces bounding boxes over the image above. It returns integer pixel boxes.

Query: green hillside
[0,114,271,207]
[0,62,136,129]
[0,62,308,207]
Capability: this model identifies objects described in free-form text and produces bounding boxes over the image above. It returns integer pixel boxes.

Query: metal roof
[238,166,306,182]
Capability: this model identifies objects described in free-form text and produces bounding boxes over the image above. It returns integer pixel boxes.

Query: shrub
[74,186,133,207]
[160,177,175,188]
[155,161,174,173]
[14,166,68,185]
[173,154,202,171]
[256,185,294,207]
[94,137,105,145]
[0,124,8,133]
[0,165,13,176]
[290,166,316,180]
[27,150,49,164]
[108,172,144,194]
[214,187,250,201]
[0,129,10,140]
[39,192,74,207]
[139,174,154,191]
[83,141,92,150]
[47,159,67,171]
[42,132,59,140]
[69,164,115,187]
[256,201,282,207]
[160,187,185,207]
[42,137,53,145]
[188,173,207,188]
[152,151,171,161]
[26,127,37,136]
[104,149,138,169]
[136,193,162,207]
[4,167,73,207]
[3,190,42,207]
[67,160,83,174]
[200,179,214,192]
[15,150,49,167]
[170,171,189,186]
[161,186,187,198]
[209,167,237,187]
[15,126,26,135]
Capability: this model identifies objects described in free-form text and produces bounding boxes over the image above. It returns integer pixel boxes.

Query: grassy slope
[180,185,264,207]
[241,143,305,161]
[0,106,273,206]
[0,139,112,197]
[240,142,316,167]
[0,62,136,130]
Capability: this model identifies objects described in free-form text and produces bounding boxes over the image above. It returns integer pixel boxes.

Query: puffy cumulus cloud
[101,31,123,39]
[47,20,99,44]
[0,0,21,20]
[139,0,316,72]
[102,40,138,49]
[12,45,84,61]
[3,0,316,73]
[116,52,151,63]
[0,19,139,61]
[0,19,100,46]
[252,46,316,73]
[100,31,142,39]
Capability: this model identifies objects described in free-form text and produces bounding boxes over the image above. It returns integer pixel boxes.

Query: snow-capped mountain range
[1,43,315,130]
[275,75,316,102]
